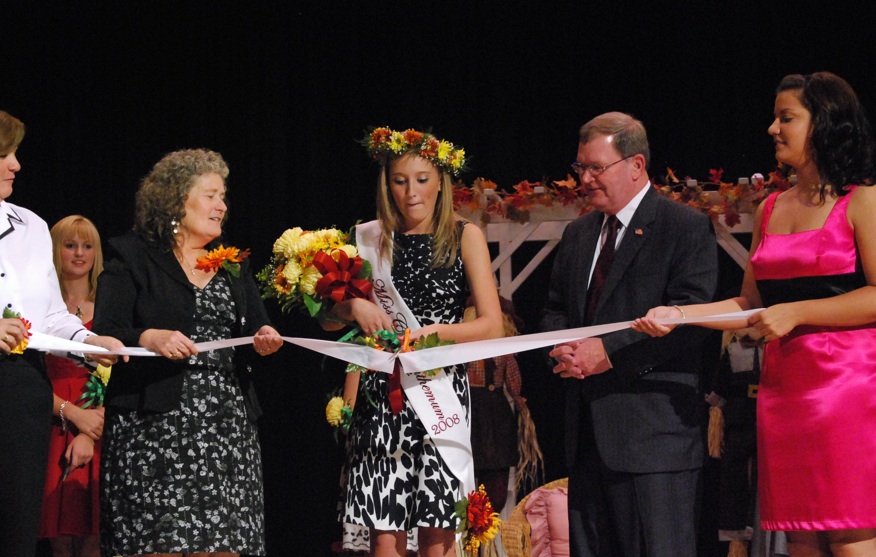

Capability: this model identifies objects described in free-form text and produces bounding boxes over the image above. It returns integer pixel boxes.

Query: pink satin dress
[751,188,876,530]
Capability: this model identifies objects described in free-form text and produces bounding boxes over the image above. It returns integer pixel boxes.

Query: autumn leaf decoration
[195,245,251,279]
[2,307,32,354]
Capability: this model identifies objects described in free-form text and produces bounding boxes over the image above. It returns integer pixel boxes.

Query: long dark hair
[777,72,876,197]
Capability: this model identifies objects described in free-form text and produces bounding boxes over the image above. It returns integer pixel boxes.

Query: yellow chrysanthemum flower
[299,231,328,259]
[282,259,303,286]
[389,131,407,154]
[451,149,465,170]
[437,140,453,162]
[328,229,347,249]
[482,516,501,542]
[299,264,322,296]
[325,396,345,426]
[273,227,304,256]
[336,244,359,259]
[315,228,341,250]
[95,364,112,386]
[299,231,325,254]
[10,337,28,354]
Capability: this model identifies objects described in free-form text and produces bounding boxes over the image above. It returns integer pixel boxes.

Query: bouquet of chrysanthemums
[257,226,372,319]
[455,484,502,556]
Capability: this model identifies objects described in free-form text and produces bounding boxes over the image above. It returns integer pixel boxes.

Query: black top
[93,233,271,419]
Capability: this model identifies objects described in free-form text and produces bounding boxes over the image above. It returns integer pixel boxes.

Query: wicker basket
[500,477,568,557]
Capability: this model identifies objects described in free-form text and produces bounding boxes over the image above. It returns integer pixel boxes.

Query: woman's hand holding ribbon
[253,325,283,356]
[138,329,199,360]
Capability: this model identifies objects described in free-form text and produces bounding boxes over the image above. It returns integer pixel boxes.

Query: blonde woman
[326,128,503,557]
[39,216,106,557]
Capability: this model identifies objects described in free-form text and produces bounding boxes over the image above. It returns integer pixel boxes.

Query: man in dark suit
[541,112,718,557]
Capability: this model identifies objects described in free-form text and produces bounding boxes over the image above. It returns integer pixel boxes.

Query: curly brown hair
[133,149,229,249]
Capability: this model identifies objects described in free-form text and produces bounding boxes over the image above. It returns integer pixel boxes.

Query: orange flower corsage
[2,308,32,354]
[195,245,251,278]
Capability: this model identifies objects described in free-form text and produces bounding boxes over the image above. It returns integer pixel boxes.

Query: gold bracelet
[673,305,687,320]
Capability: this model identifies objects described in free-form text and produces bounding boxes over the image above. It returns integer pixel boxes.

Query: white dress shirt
[0,200,91,342]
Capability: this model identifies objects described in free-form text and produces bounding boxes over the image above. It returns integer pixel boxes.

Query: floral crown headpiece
[363,127,468,176]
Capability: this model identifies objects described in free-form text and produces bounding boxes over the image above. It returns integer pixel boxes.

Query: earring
[171,219,179,235]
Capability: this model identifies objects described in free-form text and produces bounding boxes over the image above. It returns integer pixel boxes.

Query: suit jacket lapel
[594,187,658,317]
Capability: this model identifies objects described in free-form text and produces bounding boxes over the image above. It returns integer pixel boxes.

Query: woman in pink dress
[635,72,876,556]
[39,215,106,557]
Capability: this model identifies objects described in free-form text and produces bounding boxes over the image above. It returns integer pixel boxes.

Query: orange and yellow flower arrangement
[455,484,501,555]
[257,226,372,318]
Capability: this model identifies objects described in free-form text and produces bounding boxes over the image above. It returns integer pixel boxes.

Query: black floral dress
[341,228,469,531]
[101,275,265,555]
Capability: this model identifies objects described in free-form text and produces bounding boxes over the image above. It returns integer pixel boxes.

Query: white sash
[356,220,475,499]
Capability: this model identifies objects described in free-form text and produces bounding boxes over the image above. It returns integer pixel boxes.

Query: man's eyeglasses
[571,154,635,177]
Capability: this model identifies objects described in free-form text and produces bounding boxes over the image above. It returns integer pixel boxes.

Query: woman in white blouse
[0,110,123,557]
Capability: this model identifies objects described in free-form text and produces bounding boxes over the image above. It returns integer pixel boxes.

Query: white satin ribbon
[26,310,761,362]
[26,332,259,356]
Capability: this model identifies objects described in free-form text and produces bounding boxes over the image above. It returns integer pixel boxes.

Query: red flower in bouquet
[313,250,373,303]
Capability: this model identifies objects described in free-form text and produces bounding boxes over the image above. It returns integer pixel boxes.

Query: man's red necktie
[585,215,620,323]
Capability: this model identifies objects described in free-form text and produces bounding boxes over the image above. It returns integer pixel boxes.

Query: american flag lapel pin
[635,228,643,236]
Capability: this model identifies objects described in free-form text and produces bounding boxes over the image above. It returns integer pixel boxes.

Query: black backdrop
[7,2,876,555]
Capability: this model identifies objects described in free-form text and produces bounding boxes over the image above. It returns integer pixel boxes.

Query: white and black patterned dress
[101,274,265,555]
[341,228,469,531]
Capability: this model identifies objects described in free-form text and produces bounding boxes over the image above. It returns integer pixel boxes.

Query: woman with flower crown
[93,149,284,557]
[323,127,503,557]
